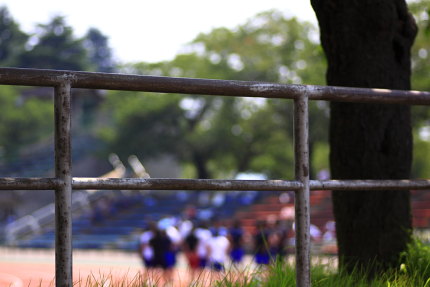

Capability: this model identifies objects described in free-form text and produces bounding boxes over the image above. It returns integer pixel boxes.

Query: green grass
[216,239,430,287]
[65,239,430,286]
[261,239,430,287]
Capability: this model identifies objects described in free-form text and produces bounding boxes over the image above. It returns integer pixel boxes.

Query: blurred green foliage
[409,0,430,178]
[0,86,53,160]
[103,11,328,179]
[0,6,115,162]
[0,4,429,179]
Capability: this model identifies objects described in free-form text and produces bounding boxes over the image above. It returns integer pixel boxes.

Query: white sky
[0,0,317,63]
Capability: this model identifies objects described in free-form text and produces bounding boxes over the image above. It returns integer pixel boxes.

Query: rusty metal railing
[1,67,430,287]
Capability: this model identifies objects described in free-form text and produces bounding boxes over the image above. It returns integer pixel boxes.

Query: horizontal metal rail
[0,178,61,189]
[72,178,304,191]
[1,67,430,104]
[2,177,430,191]
[310,179,430,190]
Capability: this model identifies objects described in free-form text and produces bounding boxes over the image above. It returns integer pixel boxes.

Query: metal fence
[1,67,430,287]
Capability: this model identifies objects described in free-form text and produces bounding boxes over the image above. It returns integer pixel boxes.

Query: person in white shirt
[195,222,212,268]
[207,229,230,271]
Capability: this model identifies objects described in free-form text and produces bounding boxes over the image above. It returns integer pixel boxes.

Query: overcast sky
[0,0,317,63]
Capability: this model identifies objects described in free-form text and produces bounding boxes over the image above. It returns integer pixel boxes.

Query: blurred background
[0,0,429,258]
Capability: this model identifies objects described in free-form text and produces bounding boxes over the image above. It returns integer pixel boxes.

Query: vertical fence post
[294,94,311,287]
[54,82,72,286]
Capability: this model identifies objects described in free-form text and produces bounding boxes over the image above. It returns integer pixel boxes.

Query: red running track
[0,248,146,287]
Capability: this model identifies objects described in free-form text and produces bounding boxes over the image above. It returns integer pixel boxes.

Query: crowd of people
[139,219,240,278]
[138,214,336,284]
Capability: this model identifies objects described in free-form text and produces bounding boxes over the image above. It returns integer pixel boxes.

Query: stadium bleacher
[10,187,430,251]
[12,189,265,251]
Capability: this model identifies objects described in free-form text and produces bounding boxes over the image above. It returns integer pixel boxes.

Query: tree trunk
[193,153,210,179]
[311,0,417,274]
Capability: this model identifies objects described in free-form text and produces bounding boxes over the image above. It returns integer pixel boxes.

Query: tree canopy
[102,11,328,179]
[0,6,115,162]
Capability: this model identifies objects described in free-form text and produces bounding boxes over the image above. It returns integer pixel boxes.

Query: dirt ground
[0,247,336,286]
[0,248,260,287]
[0,248,148,286]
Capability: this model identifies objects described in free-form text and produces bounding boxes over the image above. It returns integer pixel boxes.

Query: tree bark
[193,152,210,179]
[311,0,417,274]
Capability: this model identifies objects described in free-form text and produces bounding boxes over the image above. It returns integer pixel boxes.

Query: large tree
[84,28,115,73]
[18,16,89,70]
[0,6,28,66]
[311,0,417,274]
